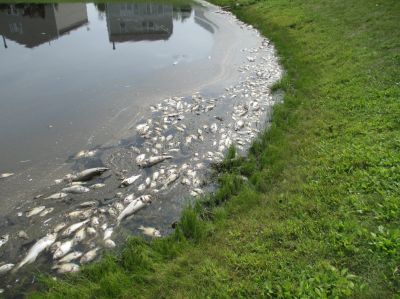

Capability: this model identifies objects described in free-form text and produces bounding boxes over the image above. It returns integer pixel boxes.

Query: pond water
[0,1,282,296]
[0,2,214,174]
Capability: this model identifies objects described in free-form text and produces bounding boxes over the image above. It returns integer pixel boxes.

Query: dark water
[0,3,213,173]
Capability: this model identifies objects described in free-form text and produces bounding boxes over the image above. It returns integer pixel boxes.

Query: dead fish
[103,228,113,240]
[117,195,152,225]
[52,263,80,274]
[74,228,86,243]
[86,227,97,236]
[69,209,93,220]
[79,201,98,208]
[120,174,141,187]
[135,154,146,165]
[0,263,14,275]
[181,178,191,186]
[210,123,218,133]
[193,188,204,195]
[90,217,100,227]
[18,231,29,240]
[138,226,161,238]
[62,219,89,237]
[139,156,172,168]
[71,181,86,186]
[90,183,105,189]
[39,207,54,217]
[137,183,146,191]
[235,120,245,131]
[70,167,109,182]
[58,251,83,263]
[62,185,90,194]
[26,206,46,217]
[0,235,9,248]
[114,202,124,212]
[53,239,75,259]
[0,173,14,179]
[145,177,151,186]
[195,163,205,169]
[75,150,97,159]
[136,123,150,135]
[164,173,180,187]
[14,233,57,271]
[123,194,135,205]
[247,56,255,62]
[45,193,68,200]
[80,248,99,264]
[53,223,67,233]
[104,239,116,248]
[130,146,141,154]
[107,207,118,218]
[49,241,61,254]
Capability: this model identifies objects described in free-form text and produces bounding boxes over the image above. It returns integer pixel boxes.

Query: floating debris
[0,173,14,179]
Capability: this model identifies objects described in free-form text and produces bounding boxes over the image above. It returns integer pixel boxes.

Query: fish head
[53,250,63,260]
[46,233,58,241]
[49,241,61,253]
[141,195,152,203]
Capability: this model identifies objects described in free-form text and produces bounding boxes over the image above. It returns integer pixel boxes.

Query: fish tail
[138,225,144,230]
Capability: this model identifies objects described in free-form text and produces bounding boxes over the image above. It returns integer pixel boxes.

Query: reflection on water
[106,4,174,45]
[0,3,194,49]
[0,4,88,48]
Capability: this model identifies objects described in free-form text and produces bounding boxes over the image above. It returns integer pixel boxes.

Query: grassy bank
[30,0,400,297]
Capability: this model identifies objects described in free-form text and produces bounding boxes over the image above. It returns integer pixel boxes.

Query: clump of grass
[174,207,207,243]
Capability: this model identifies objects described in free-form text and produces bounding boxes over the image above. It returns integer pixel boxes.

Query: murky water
[0,3,214,173]
[0,1,282,296]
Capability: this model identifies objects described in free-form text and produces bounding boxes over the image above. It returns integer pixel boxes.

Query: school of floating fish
[0,7,282,281]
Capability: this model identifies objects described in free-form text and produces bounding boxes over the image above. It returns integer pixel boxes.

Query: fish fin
[138,225,145,230]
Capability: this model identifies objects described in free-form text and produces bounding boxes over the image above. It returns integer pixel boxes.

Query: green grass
[29,0,400,297]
